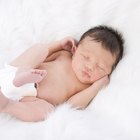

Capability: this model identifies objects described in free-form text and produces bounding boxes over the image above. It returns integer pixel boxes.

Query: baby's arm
[10,37,76,69]
[67,76,109,109]
[2,96,54,122]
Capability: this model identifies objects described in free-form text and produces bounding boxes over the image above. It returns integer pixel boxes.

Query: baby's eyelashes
[82,55,90,60]
[97,65,104,71]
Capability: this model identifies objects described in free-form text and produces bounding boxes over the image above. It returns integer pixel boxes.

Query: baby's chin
[78,77,94,85]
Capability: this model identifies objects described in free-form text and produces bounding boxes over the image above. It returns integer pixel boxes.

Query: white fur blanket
[0,0,140,139]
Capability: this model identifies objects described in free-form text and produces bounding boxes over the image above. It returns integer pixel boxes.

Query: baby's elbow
[67,100,86,110]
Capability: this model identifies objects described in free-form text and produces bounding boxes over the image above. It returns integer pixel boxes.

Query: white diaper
[0,64,37,101]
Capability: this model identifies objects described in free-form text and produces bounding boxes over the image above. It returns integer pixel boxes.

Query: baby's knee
[37,101,55,121]
[25,105,55,122]
[44,103,55,118]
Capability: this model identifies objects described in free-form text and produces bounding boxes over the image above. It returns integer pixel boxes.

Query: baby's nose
[85,65,93,73]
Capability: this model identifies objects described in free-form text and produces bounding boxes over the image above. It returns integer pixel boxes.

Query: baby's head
[71,25,124,84]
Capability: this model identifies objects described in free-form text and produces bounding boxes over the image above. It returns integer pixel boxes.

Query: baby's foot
[13,69,47,87]
[0,88,9,112]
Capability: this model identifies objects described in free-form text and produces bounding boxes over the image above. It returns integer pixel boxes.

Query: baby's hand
[92,76,109,91]
[61,37,78,52]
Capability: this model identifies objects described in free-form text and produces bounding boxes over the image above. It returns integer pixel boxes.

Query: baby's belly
[36,81,68,105]
[36,62,72,105]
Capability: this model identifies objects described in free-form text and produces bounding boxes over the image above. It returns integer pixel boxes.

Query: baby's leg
[1,94,55,122]
[13,69,47,87]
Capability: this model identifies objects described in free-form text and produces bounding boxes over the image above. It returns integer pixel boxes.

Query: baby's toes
[31,69,40,74]
[40,70,47,77]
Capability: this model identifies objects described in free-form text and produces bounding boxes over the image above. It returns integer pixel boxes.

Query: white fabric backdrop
[0,0,140,140]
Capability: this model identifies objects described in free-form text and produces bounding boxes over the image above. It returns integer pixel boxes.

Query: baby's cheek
[92,72,103,81]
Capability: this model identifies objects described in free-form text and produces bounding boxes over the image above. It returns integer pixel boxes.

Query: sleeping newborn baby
[0,25,124,122]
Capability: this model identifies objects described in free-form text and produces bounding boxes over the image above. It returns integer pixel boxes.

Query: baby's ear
[71,45,77,54]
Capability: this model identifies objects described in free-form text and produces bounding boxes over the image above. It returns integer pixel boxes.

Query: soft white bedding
[0,0,140,139]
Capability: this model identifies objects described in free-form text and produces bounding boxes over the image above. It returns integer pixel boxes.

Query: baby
[0,25,124,122]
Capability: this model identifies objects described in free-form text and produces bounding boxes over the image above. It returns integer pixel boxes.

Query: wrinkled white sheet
[0,0,140,139]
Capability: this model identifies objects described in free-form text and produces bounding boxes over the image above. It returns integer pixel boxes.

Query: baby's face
[72,37,116,84]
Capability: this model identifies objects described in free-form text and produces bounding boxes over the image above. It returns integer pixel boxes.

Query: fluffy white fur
[0,0,140,139]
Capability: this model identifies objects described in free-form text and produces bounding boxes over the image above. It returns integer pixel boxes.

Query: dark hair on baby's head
[79,25,124,70]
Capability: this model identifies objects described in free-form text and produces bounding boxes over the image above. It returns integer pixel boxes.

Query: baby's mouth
[82,70,90,78]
